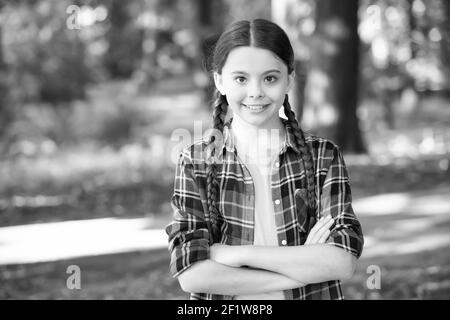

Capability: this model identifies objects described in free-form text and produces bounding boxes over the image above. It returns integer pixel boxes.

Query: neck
[231,113,286,156]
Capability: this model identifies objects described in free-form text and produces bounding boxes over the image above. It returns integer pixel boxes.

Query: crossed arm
[177,215,357,295]
[177,259,305,295]
[170,145,363,296]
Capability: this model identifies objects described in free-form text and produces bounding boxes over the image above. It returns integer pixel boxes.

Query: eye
[234,76,247,84]
[265,75,278,83]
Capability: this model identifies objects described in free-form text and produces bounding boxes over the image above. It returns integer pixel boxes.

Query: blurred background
[0,0,449,299]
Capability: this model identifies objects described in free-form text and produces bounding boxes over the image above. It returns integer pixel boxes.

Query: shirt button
[275,162,280,168]
[281,240,287,246]
[274,199,281,205]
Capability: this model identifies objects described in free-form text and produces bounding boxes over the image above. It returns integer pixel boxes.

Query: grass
[0,249,184,300]
[345,246,450,300]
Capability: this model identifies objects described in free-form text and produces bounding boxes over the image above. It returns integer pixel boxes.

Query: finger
[312,215,332,235]
[306,216,334,244]
[317,229,331,244]
[322,216,334,229]
[305,216,326,243]
[316,218,335,242]
[306,220,327,244]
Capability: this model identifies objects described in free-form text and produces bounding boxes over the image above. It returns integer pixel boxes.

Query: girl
[166,19,364,300]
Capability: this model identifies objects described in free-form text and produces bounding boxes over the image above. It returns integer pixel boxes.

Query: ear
[213,72,225,95]
[287,72,295,93]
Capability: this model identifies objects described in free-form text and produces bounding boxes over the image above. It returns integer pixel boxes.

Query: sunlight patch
[0,218,167,265]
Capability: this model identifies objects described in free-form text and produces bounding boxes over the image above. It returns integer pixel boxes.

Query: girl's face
[214,46,294,128]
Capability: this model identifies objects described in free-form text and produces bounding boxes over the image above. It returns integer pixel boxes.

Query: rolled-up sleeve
[321,144,364,259]
[165,149,210,278]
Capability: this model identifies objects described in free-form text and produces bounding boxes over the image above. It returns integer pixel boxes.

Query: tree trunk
[315,0,366,153]
[0,14,10,143]
[105,0,143,79]
[198,0,213,26]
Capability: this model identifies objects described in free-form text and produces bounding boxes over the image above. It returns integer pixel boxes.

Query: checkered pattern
[166,118,364,300]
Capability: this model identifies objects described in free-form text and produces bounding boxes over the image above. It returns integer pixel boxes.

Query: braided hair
[205,90,228,243]
[205,19,316,243]
[282,95,317,217]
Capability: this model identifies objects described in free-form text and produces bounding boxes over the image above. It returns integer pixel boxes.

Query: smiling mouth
[242,103,271,111]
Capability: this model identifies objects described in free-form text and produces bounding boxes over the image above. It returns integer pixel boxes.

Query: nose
[248,80,264,99]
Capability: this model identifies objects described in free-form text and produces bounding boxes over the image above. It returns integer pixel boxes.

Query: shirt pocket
[294,188,310,243]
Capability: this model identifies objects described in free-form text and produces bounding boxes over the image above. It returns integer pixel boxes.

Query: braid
[282,95,317,216]
[206,90,228,243]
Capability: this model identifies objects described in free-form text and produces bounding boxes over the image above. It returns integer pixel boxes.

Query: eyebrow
[231,69,282,75]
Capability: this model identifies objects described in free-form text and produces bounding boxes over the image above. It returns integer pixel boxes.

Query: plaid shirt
[166,117,364,300]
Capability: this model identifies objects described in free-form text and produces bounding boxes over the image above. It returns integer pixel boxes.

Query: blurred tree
[277,0,449,142]
[3,1,93,104]
[0,4,12,145]
[408,0,420,59]
[314,0,366,152]
[402,0,448,92]
[197,0,227,104]
[0,1,96,149]
[272,0,312,121]
[358,0,449,131]
[198,0,213,26]
[225,0,271,23]
[135,0,158,88]
[135,0,199,90]
[441,1,450,70]
[104,0,143,78]
[443,1,450,66]
[439,0,450,93]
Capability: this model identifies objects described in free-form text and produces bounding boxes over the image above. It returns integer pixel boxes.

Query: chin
[246,117,270,127]
[236,113,267,125]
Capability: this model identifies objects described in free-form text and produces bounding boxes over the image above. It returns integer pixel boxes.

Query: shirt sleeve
[320,144,364,259]
[165,149,211,278]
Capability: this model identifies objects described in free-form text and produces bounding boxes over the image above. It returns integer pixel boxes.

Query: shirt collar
[218,117,301,160]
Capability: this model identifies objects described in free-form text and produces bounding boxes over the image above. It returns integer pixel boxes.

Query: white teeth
[243,104,266,111]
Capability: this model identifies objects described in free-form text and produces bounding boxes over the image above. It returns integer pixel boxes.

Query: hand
[209,243,245,267]
[304,215,334,245]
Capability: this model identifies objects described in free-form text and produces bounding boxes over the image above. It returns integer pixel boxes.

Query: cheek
[266,85,287,101]
[225,87,246,103]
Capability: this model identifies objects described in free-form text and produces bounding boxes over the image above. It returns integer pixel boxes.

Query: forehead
[222,46,287,74]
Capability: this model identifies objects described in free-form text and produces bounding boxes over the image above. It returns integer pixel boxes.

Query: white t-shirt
[232,127,285,300]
